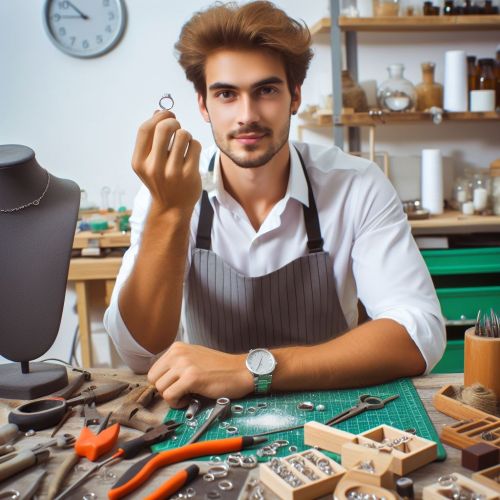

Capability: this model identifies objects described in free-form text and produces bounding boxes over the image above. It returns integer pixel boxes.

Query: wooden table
[1,372,493,499]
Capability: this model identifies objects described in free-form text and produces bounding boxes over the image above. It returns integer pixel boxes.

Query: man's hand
[147,342,255,408]
[132,110,202,215]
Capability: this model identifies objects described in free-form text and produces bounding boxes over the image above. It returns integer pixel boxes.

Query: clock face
[43,0,126,58]
[247,349,276,375]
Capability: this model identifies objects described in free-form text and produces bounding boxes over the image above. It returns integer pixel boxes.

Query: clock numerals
[44,0,126,58]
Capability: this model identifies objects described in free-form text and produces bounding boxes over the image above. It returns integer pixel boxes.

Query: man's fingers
[153,369,179,396]
[184,139,202,174]
[166,129,193,173]
[149,118,182,171]
[161,377,193,408]
[132,110,176,168]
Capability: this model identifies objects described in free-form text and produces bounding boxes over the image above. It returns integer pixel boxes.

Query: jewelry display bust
[0,145,80,398]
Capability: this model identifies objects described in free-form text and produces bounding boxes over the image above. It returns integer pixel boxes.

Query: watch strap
[253,374,273,395]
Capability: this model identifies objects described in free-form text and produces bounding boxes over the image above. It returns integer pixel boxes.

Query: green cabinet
[421,247,500,374]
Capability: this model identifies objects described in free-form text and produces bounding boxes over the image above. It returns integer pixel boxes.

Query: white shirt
[104,142,446,374]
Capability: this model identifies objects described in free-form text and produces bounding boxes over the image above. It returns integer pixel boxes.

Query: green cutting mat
[152,378,446,462]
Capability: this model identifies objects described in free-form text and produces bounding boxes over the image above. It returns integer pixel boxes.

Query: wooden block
[303,421,357,454]
[472,464,500,491]
[462,442,500,471]
[259,449,345,500]
[433,384,492,421]
[423,472,500,500]
[340,442,395,489]
[359,425,438,475]
[334,476,398,500]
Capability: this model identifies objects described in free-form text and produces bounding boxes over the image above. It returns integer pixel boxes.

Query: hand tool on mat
[0,433,75,465]
[9,381,129,431]
[112,384,162,432]
[186,396,231,444]
[0,448,50,482]
[53,420,181,500]
[50,405,120,500]
[0,468,46,500]
[108,435,267,499]
[144,464,199,500]
[254,394,400,437]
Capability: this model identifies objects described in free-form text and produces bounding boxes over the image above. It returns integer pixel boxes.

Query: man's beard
[211,118,291,169]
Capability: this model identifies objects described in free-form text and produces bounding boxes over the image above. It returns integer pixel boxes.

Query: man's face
[198,49,301,169]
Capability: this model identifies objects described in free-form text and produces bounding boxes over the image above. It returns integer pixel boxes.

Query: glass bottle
[493,175,500,216]
[378,64,417,112]
[467,56,479,92]
[495,46,500,108]
[416,62,443,111]
[373,0,400,16]
[443,0,455,14]
[477,58,496,90]
[483,0,499,14]
[472,174,489,213]
[452,177,469,210]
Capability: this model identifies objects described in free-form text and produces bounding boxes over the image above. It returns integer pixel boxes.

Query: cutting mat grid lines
[152,378,446,461]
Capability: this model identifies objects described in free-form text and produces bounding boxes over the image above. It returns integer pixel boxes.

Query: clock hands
[66,1,89,20]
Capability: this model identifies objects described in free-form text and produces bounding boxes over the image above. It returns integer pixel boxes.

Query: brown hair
[175,1,313,101]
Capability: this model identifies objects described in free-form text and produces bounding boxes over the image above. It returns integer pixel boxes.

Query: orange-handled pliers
[108,435,267,499]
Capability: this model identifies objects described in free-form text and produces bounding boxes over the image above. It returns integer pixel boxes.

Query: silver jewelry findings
[159,93,174,111]
[0,169,50,213]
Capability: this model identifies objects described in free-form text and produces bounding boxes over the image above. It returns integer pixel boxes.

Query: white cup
[470,90,496,112]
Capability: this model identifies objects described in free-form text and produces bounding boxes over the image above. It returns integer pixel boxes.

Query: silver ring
[203,473,215,482]
[226,426,238,434]
[232,405,244,414]
[218,480,233,491]
[159,93,174,111]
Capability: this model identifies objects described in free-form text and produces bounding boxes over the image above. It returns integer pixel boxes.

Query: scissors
[325,394,399,426]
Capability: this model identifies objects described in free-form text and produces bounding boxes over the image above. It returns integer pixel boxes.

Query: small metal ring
[257,402,268,408]
[226,455,242,467]
[203,473,215,482]
[288,445,298,453]
[232,405,244,414]
[218,480,233,491]
[274,439,290,447]
[297,401,314,411]
[226,426,238,434]
[240,455,258,469]
[158,93,174,111]
[247,406,257,414]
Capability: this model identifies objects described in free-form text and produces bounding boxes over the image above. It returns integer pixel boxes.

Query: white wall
[1,1,498,366]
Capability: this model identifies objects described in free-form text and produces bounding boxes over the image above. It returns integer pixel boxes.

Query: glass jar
[472,174,489,213]
[443,0,455,14]
[452,177,470,210]
[373,0,400,16]
[477,58,496,91]
[416,62,443,111]
[341,0,359,17]
[493,176,500,216]
[378,64,417,112]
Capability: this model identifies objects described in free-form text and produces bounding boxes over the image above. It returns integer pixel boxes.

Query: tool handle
[119,435,149,459]
[0,444,15,457]
[75,423,120,462]
[50,372,86,400]
[0,449,49,482]
[145,464,199,500]
[0,424,18,445]
[108,436,245,499]
[47,451,80,500]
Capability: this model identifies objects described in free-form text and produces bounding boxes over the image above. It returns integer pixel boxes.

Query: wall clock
[43,0,126,58]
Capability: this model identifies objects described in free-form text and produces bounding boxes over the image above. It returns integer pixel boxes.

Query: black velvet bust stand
[0,145,80,399]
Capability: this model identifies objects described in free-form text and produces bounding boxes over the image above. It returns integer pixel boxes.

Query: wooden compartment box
[359,424,438,475]
[472,464,500,492]
[259,448,345,500]
[423,472,500,500]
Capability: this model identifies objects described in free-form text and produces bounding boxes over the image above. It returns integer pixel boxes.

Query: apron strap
[294,147,324,253]
[195,149,324,253]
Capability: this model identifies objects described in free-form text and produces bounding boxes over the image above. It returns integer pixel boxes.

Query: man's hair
[175,1,313,101]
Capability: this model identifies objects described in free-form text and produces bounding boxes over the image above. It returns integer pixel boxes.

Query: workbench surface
[0,371,477,499]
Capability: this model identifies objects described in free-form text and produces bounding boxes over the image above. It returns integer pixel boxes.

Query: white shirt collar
[207,142,309,209]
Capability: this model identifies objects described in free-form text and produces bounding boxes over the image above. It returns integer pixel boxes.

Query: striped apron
[185,149,348,353]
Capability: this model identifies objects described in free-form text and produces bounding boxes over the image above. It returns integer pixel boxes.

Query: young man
[104,1,445,407]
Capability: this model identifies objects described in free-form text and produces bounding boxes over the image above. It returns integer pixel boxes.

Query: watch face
[43,0,126,58]
[247,349,276,376]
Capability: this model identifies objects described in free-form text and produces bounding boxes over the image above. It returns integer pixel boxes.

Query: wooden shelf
[410,211,500,235]
[300,111,500,127]
[73,230,131,249]
[310,15,500,35]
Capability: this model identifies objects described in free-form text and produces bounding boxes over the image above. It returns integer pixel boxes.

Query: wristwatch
[245,348,277,395]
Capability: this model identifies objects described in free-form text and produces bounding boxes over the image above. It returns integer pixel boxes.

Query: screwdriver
[0,448,50,482]
[108,435,267,499]
[54,421,181,500]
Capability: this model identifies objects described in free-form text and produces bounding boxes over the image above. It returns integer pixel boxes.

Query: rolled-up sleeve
[103,185,159,373]
[350,165,446,373]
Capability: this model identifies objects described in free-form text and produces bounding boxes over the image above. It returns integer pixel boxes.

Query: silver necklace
[0,169,51,213]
